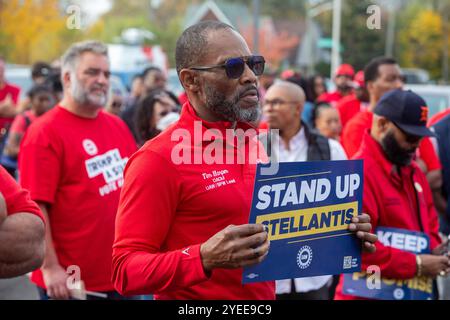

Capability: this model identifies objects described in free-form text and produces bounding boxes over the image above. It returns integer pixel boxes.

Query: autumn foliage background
[0,0,449,81]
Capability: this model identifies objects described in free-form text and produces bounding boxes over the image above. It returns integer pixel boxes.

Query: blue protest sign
[242,160,363,284]
[343,227,433,300]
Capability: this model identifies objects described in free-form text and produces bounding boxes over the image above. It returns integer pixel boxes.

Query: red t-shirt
[341,110,373,158]
[19,106,137,292]
[336,94,368,130]
[335,131,441,300]
[417,137,442,172]
[0,82,20,130]
[0,165,43,220]
[9,110,37,136]
[317,90,352,107]
[112,102,275,300]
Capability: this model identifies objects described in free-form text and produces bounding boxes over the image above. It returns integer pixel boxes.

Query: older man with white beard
[19,41,137,300]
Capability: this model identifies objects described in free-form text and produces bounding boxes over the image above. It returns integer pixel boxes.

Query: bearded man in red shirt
[112,21,377,300]
[335,89,450,300]
[19,41,137,300]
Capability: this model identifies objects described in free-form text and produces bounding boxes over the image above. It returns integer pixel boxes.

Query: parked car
[5,65,32,99]
[401,68,430,84]
[405,84,450,117]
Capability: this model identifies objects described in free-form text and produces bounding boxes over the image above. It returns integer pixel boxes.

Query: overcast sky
[71,0,112,24]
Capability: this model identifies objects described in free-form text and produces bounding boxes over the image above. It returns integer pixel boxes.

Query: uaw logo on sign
[343,227,433,300]
[242,160,363,284]
[297,246,313,269]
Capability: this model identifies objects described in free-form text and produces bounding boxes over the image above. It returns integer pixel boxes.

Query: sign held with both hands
[243,160,364,284]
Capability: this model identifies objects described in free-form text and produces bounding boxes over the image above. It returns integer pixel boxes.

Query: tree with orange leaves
[0,0,78,64]
[240,24,300,70]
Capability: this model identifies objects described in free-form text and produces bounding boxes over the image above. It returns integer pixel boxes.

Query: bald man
[263,81,347,163]
[262,81,348,300]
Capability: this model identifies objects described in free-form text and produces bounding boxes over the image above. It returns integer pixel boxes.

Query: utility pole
[385,3,396,57]
[330,0,342,78]
[253,0,260,54]
[305,0,334,75]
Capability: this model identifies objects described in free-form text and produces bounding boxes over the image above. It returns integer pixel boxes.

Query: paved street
[0,276,39,300]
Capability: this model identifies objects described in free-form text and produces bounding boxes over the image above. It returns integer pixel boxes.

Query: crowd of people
[0,20,449,300]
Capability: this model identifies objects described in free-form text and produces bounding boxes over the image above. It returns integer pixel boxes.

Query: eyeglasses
[189,55,265,79]
[263,98,300,109]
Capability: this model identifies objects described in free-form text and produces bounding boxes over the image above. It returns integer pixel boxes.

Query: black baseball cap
[374,89,434,137]
[31,62,51,79]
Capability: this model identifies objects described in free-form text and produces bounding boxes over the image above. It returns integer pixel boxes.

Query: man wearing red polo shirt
[335,90,450,300]
[20,41,137,300]
[317,64,355,107]
[112,21,377,300]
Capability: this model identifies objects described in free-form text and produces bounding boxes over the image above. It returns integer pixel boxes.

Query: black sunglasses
[189,55,265,79]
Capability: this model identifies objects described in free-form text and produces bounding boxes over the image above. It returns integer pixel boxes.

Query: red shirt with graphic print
[112,102,275,300]
[19,106,137,292]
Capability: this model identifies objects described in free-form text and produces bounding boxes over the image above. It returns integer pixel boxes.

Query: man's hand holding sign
[225,160,377,284]
[349,214,377,253]
[420,238,450,278]
[200,224,270,274]
[200,217,376,275]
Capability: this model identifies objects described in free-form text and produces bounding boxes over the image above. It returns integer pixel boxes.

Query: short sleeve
[19,123,62,205]
[0,165,43,221]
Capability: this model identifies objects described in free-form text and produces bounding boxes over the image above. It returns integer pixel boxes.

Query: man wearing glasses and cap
[112,21,376,300]
[335,89,450,300]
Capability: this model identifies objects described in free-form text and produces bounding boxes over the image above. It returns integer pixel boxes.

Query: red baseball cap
[335,64,355,78]
[353,70,365,88]
[280,69,297,80]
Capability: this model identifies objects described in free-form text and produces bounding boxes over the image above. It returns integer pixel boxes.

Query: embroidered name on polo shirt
[202,169,236,191]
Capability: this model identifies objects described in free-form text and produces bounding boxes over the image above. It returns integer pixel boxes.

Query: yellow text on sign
[256,201,358,241]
